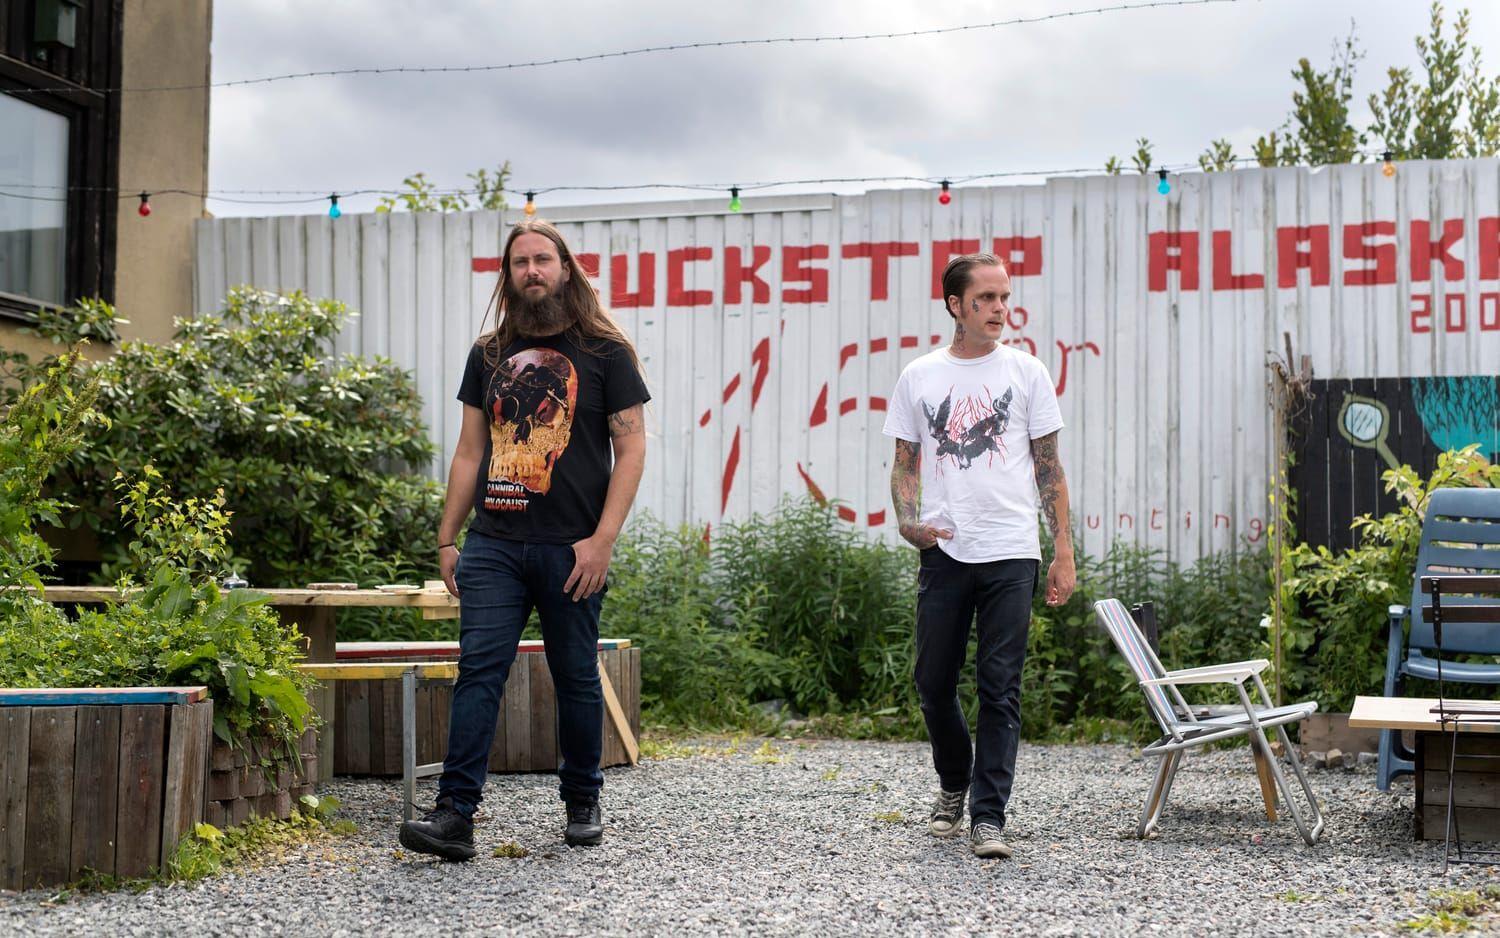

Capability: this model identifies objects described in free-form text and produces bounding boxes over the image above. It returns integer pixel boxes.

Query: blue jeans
[437,531,605,816]
[913,548,1037,829]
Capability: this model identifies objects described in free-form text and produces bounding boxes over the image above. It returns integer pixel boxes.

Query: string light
[0,148,1408,210]
[137,192,151,217]
[937,180,952,205]
[328,194,341,218]
[1156,168,1170,195]
[1382,150,1396,177]
[728,187,742,212]
[523,191,537,216]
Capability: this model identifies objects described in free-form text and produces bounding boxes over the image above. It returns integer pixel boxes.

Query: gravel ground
[2,738,1495,937]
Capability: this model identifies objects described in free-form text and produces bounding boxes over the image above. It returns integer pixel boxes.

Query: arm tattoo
[890,438,922,529]
[1032,431,1072,549]
[608,405,645,438]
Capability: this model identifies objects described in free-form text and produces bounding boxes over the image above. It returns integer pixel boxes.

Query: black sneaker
[928,787,967,838]
[399,801,477,861]
[564,798,604,846]
[970,821,1013,859]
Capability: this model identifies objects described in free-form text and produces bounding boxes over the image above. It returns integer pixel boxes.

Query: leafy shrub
[0,355,311,762]
[1278,445,1500,711]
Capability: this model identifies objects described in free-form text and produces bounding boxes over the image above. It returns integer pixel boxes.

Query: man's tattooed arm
[890,438,929,547]
[1032,431,1073,554]
[608,404,645,438]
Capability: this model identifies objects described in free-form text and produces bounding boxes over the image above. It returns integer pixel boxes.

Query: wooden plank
[380,678,402,775]
[313,683,335,785]
[36,586,461,610]
[333,638,627,659]
[1419,805,1500,842]
[1325,379,1356,552]
[299,662,458,681]
[1249,739,1278,821]
[1300,378,1332,551]
[1,708,31,891]
[1350,696,1500,734]
[366,678,386,777]
[24,706,76,888]
[529,652,557,772]
[628,647,642,737]
[160,702,210,866]
[1422,770,1500,809]
[70,706,120,879]
[115,705,165,879]
[1348,377,1383,531]
[333,673,350,775]
[345,680,371,775]
[0,687,208,706]
[415,683,435,766]
[504,654,532,771]
[599,653,639,765]
[430,681,451,769]
[600,653,620,767]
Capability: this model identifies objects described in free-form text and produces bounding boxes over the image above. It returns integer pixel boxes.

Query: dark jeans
[913,548,1037,829]
[437,530,604,816]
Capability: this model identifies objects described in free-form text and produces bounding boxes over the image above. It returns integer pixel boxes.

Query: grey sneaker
[970,821,1013,859]
[928,787,967,837]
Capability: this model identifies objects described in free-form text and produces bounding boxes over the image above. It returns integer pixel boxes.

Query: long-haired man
[400,220,649,859]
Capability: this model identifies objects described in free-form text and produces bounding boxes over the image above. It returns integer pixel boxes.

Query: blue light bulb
[1156,169,1170,195]
[329,194,341,218]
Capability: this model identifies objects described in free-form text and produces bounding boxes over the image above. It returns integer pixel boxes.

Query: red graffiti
[1053,340,1101,397]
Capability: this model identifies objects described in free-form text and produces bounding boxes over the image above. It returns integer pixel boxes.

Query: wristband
[438,543,457,551]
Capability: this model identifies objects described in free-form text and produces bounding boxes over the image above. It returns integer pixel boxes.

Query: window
[0,93,69,306]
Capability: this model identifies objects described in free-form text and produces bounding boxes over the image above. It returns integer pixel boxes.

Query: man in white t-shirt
[882,252,1075,860]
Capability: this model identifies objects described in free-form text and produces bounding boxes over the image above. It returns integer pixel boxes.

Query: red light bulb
[938,190,951,205]
[137,193,151,217]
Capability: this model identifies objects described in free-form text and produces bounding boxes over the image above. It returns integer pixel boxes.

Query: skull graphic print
[485,348,579,510]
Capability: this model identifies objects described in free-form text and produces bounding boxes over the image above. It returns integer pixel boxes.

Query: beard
[506,282,572,337]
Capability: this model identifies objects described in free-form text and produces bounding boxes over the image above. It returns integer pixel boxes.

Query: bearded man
[399,220,649,859]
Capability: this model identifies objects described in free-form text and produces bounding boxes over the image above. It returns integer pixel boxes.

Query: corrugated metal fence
[194,160,1500,561]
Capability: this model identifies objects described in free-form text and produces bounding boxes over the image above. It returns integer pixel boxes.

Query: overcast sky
[203,0,1500,217]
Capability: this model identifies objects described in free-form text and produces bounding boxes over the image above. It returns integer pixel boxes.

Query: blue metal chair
[1377,488,1500,790]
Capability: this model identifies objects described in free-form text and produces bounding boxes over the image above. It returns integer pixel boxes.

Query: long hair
[479,219,644,378]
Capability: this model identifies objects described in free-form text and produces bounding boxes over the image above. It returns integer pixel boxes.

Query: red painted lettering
[1248,518,1265,543]
[1481,217,1500,280]
[1148,231,1200,292]
[841,242,919,301]
[575,253,600,279]
[1483,292,1500,331]
[1411,218,1465,282]
[667,247,714,307]
[1342,222,1397,286]
[724,246,771,305]
[1150,508,1164,530]
[1085,515,1101,530]
[1276,225,1330,288]
[932,239,981,299]
[782,245,829,304]
[992,236,1042,276]
[610,253,656,308]
[1118,513,1135,529]
[472,256,501,273]
[1411,293,1432,333]
[1211,231,1264,290]
[1446,294,1466,333]
[1214,514,1230,530]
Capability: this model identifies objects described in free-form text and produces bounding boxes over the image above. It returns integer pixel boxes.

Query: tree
[1130,138,1155,175]
[1198,138,1237,172]
[1371,3,1500,159]
[376,162,512,213]
[1287,29,1365,164]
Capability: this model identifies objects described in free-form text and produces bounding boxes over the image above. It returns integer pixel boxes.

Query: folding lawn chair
[1094,598,1325,845]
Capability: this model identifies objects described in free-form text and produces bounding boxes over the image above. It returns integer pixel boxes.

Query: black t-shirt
[457,333,650,544]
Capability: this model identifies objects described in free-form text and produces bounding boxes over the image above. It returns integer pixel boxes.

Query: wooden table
[40,584,460,662]
[1350,695,1500,840]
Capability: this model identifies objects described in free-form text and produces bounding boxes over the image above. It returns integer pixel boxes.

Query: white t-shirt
[882,345,1064,563]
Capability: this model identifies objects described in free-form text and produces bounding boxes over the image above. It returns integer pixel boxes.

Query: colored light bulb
[938,180,952,205]
[524,192,536,217]
[328,194,341,218]
[729,187,742,212]
[1382,151,1396,177]
[137,193,151,217]
[1156,169,1170,195]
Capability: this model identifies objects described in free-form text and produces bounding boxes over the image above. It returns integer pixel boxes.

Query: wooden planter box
[326,640,640,775]
[1416,732,1500,841]
[0,688,213,890]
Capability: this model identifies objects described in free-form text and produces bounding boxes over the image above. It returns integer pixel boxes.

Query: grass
[1401,886,1500,933]
[492,841,530,859]
[872,810,905,824]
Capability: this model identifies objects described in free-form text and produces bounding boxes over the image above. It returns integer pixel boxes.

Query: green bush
[12,289,447,640]
[0,355,311,762]
[1277,445,1500,711]
[601,498,1271,740]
